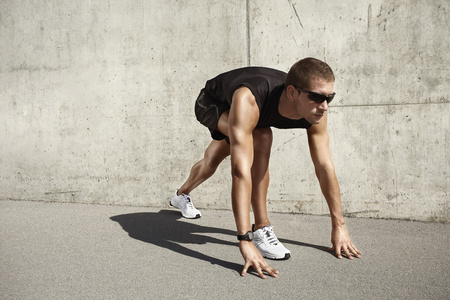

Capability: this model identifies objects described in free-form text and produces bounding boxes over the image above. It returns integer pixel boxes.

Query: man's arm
[228,87,279,278]
[307,113,361,259]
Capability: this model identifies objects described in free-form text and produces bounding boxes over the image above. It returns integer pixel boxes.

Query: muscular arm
[228,87,278,278]
[307,113,343,225]
[307,113,361,259]
[228,87,259,235]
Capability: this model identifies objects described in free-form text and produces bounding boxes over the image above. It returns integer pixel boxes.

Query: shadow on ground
[111,210,243,275]
[111,209,332,275]
[278,237,332,257]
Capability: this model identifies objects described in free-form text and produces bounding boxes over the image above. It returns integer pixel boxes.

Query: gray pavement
[1,200,449,299]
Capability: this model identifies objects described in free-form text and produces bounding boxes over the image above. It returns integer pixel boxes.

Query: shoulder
[232,86,258,109]
[307,113,330,153]
[307,113,328,137]
[231,87,260,122]
[306,114,333,166]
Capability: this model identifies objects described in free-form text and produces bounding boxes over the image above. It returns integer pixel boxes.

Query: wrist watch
[237,231,254,241]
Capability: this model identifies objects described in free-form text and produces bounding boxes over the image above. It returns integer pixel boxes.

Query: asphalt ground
[1,200,449,299]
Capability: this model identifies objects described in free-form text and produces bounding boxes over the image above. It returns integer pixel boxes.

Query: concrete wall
[1,0,448,222]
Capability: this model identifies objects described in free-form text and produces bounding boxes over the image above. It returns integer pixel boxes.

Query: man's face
[295,78,334,124]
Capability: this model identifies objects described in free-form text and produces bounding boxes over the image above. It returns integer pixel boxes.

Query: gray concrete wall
[1,0,448,222]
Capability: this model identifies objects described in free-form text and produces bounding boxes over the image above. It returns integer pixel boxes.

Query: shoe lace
[263,227,279,246]
[184,195,195,209]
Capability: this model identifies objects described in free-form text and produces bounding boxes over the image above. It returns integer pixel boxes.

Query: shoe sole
[169,202,201,219]
[263,253,291,260]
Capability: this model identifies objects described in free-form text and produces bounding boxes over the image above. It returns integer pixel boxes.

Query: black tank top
[204,67,312,130]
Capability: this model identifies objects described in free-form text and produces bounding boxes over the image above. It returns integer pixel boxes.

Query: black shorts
[194,89,230,142]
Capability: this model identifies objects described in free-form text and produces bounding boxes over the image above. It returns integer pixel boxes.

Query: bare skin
[177,77,361,278]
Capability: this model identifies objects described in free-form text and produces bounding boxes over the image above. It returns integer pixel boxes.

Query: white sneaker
[169,190,201,219]
[253,225,291,260]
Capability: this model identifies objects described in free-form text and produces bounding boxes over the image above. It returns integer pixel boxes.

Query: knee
[253,128,273,151]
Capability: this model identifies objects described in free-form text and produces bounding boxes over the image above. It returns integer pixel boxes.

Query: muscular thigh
[252,127,273,155]
[216,111,230,137]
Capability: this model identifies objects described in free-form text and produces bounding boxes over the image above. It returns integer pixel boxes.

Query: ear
[286,85,297,101]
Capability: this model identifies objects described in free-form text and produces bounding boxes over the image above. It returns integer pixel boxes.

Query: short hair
[285,57,335,89]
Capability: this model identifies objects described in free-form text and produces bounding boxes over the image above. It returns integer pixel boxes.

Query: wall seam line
[331,102,449,108]
[246,0,251,66]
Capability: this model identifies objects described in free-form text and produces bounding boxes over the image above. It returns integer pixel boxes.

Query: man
[170,57,361,279]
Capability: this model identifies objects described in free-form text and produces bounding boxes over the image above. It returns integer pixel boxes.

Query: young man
[170,57,361,278]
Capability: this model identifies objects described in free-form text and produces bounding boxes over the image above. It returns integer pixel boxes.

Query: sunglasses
[294,86,336,104]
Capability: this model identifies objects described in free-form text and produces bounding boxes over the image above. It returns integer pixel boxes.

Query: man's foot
[253,225,291,260]
[169,190,201,219]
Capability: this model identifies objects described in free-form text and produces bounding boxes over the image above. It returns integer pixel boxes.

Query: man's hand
[239,241,279,279]
[329,224,362,259]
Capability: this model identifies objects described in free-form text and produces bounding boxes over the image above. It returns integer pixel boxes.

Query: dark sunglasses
[294,86,336,104]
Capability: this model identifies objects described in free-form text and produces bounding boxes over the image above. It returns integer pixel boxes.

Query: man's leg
[171,138,229,219]
[250,127,273,229]
[171,107,231,219]
[250,127,291,260]
[177,138,230,195]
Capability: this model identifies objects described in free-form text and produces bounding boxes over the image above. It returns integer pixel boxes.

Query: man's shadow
[111,210,333,275]
[110,210,243,275]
